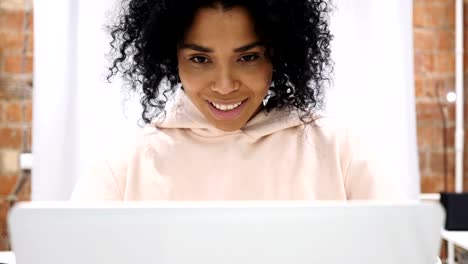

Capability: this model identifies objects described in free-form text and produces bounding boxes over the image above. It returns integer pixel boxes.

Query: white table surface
[441,229,468,249]
[0,249,444,264]
[0,252,15,264]
[441,229,468,264]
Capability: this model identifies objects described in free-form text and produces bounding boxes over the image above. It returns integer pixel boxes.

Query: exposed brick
[421,174,455,193]
[414,2,455,29]
[24,126,31,152]
[430,2,455,29]
[431,151,455,176]
[27,9,33,31]
[0,199,10,251]
[0,127,22,149]
[27,31,33,55]
[465,136,468,172]
[0,238,9,252]
[417,125,455,151]
[465,2,468,27]
[417,101,455,122]
[23,99,31,122]
[0,32,24,54]
[0,86,31,100]
[3,56,21,74]
[463,103,468,123]
[464,53,468,74]
[0,77,33,100]
[435,52,455,75]
[5,100,22,122]
[416,102,443,121]
[447,102,456,122]
[440,241,448,262]
[0,0,26,11]
[0,199,9,229]
[3,54,33,74]
[420,125,446,149]
[418,151,429,174]
[0,174,29,202]
[0,1,37,254]
[413,4,426,28]
[16,172,31,201]
[414,77,453,99]
[417,125,433,150]
[415,77,425,97]
[25,10,33,55]
[414,29,438,51]
[438,29,455,51]
[0,174,17,196]
[446,78,455,95]
[466,103,468,125]
[445,2,455,28]
[25,55,33,73]
[0,9,25,32]
[464,29,468,52]
[414,53,435,77]
[465,81,468,100]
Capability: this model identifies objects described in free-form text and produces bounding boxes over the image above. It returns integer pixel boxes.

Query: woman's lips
[207,99,248,120]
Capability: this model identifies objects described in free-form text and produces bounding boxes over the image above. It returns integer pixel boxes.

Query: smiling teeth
[211,101,242,111]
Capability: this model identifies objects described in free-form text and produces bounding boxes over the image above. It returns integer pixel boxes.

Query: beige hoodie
[71,91,403,201]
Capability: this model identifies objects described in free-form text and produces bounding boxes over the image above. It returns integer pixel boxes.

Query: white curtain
[33,0,141,200]
[327,0,419,199]
[32,0,419,200]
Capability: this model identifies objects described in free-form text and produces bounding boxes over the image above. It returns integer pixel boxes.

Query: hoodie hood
[153,90,304,140]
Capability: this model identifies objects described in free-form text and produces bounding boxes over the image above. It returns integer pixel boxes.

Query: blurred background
[0,0,467,257]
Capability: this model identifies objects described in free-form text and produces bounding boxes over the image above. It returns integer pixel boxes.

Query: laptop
[8,201,444,264]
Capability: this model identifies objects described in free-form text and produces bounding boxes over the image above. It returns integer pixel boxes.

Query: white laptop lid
[8,201,444,264]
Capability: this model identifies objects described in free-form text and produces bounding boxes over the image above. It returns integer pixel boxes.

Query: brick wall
[414,0,468,193]
[0,0,33,251]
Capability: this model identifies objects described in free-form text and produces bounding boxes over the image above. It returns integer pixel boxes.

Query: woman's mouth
[211,101,243,111]
[207,99,248,120]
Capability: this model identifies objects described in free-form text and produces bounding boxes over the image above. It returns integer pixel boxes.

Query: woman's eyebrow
[233,41,264,52]
[179,43,213,52]
[179,41,264,53]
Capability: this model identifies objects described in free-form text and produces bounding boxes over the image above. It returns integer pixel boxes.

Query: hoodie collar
[153,90,304,140]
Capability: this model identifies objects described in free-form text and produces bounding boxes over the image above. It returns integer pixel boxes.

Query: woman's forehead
[182,6,259,47]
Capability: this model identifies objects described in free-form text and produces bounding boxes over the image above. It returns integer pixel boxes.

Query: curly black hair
[108,0,333,124]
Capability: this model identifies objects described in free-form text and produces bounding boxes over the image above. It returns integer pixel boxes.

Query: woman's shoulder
[71,124,165,201]
[302,115,379,176]
[307,116,405,200]
[302,115,362,148]
[106,124,167,158]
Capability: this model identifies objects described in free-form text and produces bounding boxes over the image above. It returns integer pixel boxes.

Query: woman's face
[177,6,273,132]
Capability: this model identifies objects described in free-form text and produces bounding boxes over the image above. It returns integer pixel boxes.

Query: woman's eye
[189,56,210,64]
[239,54,260,62]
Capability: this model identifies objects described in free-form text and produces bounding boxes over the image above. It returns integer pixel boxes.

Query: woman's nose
[211,67,239,95]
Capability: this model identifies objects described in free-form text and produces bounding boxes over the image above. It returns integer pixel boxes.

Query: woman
[71,0,401,200]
